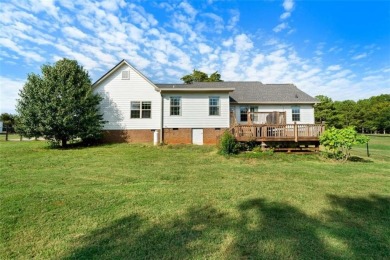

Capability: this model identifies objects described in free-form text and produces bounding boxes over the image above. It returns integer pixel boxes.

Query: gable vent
[122,71,130,80]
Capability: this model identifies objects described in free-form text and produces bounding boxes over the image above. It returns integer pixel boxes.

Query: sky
[1,0,389,114]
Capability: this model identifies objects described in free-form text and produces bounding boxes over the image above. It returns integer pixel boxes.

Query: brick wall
[102,128,228,145]
[163,128,192,144]
[203,128,228,145]
[102,130,154,143]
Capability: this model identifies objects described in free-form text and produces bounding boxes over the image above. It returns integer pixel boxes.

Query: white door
[192,129,203,145]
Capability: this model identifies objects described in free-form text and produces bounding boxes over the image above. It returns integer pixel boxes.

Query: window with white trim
[209,96,220,116]
[240,106,248,122]
[170,97,181,116]
[130,101,151,118]
[292,106,300,121]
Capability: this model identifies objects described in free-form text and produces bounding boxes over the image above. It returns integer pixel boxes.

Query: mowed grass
[0,136,389,259]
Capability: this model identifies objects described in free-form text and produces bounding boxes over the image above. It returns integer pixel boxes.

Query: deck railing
[230,123,325,142]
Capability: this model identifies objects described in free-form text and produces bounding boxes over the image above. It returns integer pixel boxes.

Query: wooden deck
[230,123,325,142]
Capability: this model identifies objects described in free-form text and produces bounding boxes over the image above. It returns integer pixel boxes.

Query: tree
[181,69,223,84]
[0,113,16,130]
[320,126,369,161]
[16,58,104,147]
[314,95,337,125]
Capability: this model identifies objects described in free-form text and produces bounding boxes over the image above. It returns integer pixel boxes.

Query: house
[93,59,322,146]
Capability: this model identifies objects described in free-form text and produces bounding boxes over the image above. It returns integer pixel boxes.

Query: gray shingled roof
[155,82,318,104]
[156,83,234,89]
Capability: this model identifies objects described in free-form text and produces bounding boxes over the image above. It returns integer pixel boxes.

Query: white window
[122,71,130,80]
[292,106,300,121]
[130,101,151,118]
[240,106,248,122]
[170,97,181,116]
[209,96,220,116]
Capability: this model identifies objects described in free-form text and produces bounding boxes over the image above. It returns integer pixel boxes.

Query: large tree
[16,58,104,147]
[181,69,223,84]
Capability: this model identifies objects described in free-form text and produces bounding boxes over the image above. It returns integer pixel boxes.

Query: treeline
[315,94,390,134]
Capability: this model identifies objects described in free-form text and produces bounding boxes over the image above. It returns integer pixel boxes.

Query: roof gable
[92,59,158,90]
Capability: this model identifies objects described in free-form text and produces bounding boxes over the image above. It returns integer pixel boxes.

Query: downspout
[160,90,164,144]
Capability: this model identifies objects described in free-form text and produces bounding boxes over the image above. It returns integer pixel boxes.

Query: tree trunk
[61,138,67,147]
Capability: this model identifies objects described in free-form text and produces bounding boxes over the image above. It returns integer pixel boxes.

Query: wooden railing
[230,123,325,142]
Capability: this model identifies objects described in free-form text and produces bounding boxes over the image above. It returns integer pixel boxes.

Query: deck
[230,123,325,142]
[229,123,325,152]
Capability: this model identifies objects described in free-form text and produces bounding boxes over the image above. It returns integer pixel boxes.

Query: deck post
[294,122,298,142]
[261,141,267,151]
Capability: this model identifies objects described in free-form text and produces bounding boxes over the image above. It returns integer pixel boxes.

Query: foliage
[0,113,15,126]
[181,69,223,84]
[315,94,390,134]
[320,126,369,161]
[218,131,239,155]
[16,58,104,147]
[0,113,16,132]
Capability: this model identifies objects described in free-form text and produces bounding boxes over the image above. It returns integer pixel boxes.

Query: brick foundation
[203,128,228,145]
[102,128,228,145]
[102,130,154,143]
[163,128,192,144]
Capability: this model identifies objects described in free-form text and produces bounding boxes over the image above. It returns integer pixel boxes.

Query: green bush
[218,131,239,155]
[320,126,369,161]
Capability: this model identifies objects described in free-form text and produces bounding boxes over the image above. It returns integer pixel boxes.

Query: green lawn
[1,136,389,259]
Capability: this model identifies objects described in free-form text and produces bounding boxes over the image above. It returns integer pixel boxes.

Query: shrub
[320,126,369,161]
[218,131,239,155]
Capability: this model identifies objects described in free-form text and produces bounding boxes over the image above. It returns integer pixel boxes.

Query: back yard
[1,136,389,259]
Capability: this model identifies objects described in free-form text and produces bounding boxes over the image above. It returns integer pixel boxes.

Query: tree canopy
[0,113,16,128]
[181,70,223,84]
[16,58,104,147]
[315,94,390,134]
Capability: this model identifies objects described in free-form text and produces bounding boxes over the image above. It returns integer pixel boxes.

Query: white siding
[163,93,230,128]
[93,63,162,130]
[232,104,315,124]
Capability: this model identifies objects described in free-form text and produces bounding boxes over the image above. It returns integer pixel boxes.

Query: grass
[0,136,389,259]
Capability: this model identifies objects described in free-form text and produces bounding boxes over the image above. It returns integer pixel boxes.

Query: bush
[320,126,369,161]
[218,131,239,155]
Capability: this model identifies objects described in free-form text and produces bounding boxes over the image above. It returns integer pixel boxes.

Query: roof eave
[160,88,235,92]
[230,101,318,104]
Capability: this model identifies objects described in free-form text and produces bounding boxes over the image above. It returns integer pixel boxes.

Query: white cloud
[327,65,341,71]
[352,53,367,60]
[63,26,88,39]
[234,34,253,52]
[227,10,240,30]
[198,43,213,54]
[273,23,288,33]
[283,0,294,12]
[0,76,24,114]
[178,1,197,20]
[222,38,234,47]
[280,12,291,20]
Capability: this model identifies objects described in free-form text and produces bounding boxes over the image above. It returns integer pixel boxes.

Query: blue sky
[1,0,389,114]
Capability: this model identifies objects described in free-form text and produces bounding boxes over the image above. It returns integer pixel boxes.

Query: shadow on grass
[324,194,390,259]
[64,195,390,259]
[348,156,373,163]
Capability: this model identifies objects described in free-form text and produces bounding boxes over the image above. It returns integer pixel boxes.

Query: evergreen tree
[17,58,104,147]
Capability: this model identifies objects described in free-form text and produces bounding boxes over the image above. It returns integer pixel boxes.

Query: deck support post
[261,141,267,151]
[294,122,298,142]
